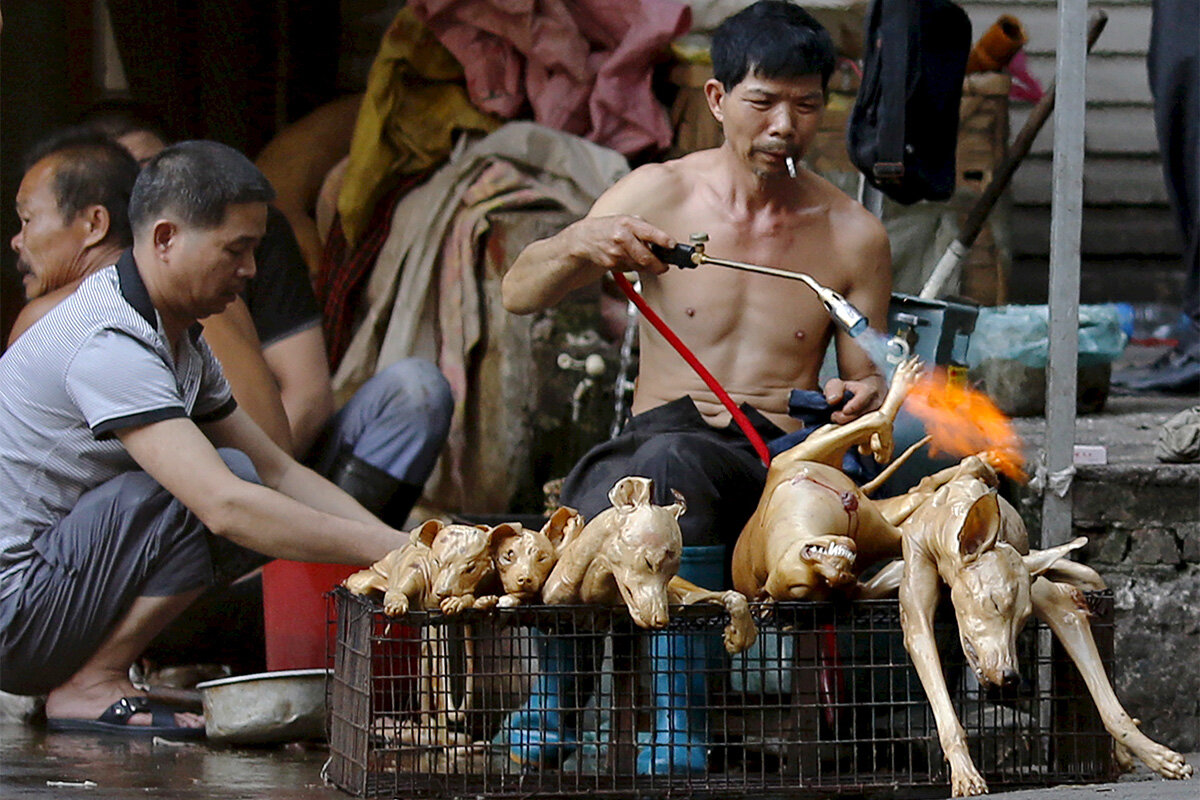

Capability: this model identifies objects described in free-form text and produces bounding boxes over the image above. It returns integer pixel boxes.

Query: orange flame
[904,368,1027,482]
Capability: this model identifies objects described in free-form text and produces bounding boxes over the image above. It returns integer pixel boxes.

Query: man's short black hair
[77,98,170,143]
[129,140,276,232]
[21,126,140,248]
[711,1,837,92]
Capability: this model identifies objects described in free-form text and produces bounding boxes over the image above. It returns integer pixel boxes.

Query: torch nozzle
[801,278,869,337]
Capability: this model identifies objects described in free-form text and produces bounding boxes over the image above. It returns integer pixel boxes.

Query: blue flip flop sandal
[46,696,206,740]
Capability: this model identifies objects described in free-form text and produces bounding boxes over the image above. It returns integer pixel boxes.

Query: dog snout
[1000,668,1021,689]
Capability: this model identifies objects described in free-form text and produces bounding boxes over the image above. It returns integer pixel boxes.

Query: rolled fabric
[967,15,1028,73]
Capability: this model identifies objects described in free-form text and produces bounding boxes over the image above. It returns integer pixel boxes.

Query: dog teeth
[828,544,855,561]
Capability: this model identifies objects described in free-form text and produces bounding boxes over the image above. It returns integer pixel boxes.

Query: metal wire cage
[327,587,1116,799]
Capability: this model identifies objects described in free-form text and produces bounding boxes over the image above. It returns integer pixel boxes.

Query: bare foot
[46,668,203,729]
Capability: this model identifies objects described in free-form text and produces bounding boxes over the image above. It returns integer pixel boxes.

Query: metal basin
[195,668,328,745]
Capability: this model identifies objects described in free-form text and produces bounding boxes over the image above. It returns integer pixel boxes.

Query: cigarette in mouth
[786,156,797,178]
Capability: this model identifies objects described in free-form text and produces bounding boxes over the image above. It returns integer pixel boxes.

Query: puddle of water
[0,723,334,798]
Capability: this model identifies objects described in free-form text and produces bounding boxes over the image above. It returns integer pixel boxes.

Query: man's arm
[239,206,332,454]
[116,410,402,566]
[824,215,894,424]
[500,169,678,315]
[261,326,335,457]
[202,298,295,453]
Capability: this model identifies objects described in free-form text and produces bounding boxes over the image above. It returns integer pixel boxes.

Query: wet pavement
[1,720,1195,799]
[1,722,335,799]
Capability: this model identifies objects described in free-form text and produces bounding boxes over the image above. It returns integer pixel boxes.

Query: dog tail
[861,435,932,496]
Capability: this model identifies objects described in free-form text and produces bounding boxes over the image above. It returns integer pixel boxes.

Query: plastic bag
[967,304,1128,369]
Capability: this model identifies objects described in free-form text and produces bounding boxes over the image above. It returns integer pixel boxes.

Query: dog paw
[439,595,475,615]
[890,356,924,399]
[496,594,521,608]
[1140,742,1194,780]
[948,752,988,796]
[950,770,988,796]
[721,591,758,653]
[473,595,500,610]
[383,591,410,617]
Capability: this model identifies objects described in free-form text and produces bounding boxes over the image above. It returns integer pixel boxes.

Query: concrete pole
[1042,0,1089,547]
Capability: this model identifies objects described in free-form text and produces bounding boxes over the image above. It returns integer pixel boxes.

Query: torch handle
[648,242,701,269]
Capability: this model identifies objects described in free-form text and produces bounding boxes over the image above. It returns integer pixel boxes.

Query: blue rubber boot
[636,545,726,776]
[496,627,598,767]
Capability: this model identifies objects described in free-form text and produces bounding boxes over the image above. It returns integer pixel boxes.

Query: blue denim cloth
[308,357,454,485]
[766,389,884,487]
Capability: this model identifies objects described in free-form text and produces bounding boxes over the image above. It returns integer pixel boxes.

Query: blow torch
[649,233,870,337]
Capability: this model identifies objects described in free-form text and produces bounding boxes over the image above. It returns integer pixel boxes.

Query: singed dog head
[924,479,1086,689]
[413,520,499,601]
[766,533,858,599]
[492,507,582,599]
[600,477,686,629]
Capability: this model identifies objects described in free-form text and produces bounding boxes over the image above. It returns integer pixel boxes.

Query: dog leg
[875,454,995,527]
[1040,560,1107,593]
[668,576,758,654]
[1031,579,1193,780]
[900,553,988,796]
[774,358,925,472]
[344,567,388,596]
[382,569,427,617]
[856,559,904,599]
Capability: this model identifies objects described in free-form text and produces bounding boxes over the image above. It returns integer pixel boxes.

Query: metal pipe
[699,254,870,336]
[653,235,871,337]
[1042,0,1089,548]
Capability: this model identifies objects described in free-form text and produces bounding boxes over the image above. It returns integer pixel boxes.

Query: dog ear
[958,491,1000,562]
[413,519,443,548]
[666,489,687,519]
[609,476,652,511]
[542,506,582,549]
[1022,536,1088,577]
[488,523,521,552]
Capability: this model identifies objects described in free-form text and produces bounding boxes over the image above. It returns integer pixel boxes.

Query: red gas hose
[611,271,772,466]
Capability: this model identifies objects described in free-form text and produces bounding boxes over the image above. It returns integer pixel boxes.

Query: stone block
[1084,529,1129,566]
[1127,529,1182,566]
[1105,568,1200,750]
[1073,470,1200,528]
[1181,523,1200,564]
[1073,481,1138,526]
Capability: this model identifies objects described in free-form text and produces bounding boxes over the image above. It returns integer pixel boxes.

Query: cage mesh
[327,587,1116,798]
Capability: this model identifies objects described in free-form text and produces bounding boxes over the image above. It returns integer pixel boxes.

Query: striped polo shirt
[0,249,236,602]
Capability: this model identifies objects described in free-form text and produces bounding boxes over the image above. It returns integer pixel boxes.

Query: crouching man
[0,141,407,738]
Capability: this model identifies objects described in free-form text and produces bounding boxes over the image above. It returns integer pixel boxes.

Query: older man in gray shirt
[0,141,407,738]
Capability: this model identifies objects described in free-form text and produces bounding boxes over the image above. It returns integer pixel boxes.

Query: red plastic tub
[261,560,359,671]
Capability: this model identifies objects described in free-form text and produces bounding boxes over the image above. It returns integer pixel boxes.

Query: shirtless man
[503,0,892,552]
[498,2,891,774]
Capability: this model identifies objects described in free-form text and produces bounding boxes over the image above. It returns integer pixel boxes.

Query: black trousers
[559,397,784,549]
[1150,0,1199,324]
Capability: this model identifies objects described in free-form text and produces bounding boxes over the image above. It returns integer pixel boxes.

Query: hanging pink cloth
[408,0,691,157]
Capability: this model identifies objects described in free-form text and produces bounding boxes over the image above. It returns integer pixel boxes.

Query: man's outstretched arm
[500,168,678,315]
[116,410,403,566]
